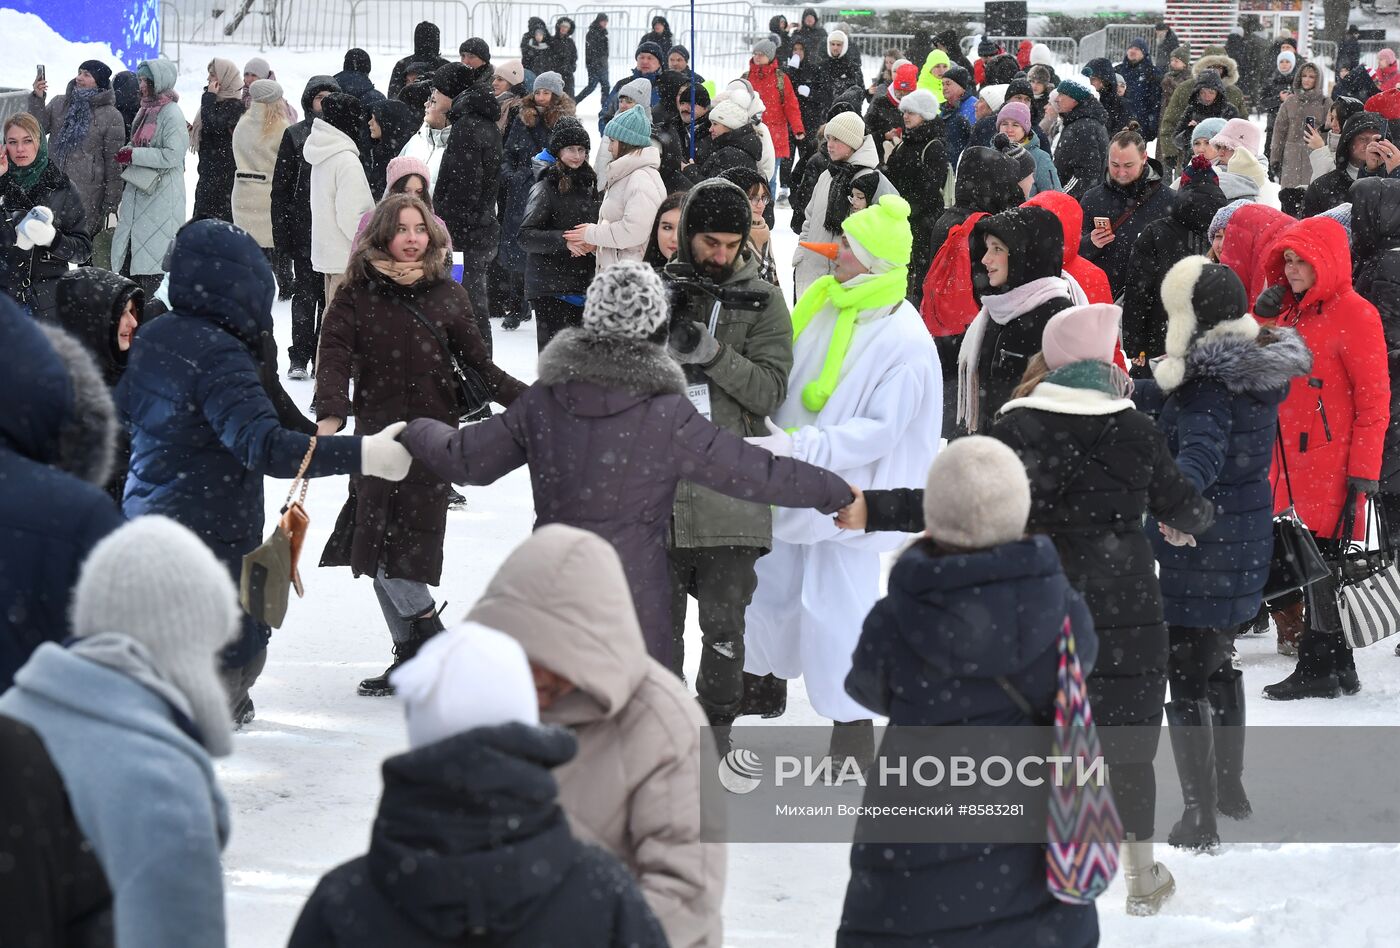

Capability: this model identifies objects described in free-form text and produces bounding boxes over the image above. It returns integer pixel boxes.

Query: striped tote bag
[1045,616,1122,905]
[1339,564,1400,648]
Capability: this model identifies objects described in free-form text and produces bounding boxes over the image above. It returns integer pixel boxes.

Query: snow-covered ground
[7,25,1400,947]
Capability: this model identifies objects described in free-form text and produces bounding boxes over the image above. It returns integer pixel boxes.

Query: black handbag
[1332,486,1395,587]
[1263,426,1331,603]
[399,298,493,423]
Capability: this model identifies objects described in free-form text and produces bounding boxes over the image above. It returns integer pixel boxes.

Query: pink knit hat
[1210,117,1263,157]
[1042,304,1123,370]
[385,155,432,195]
[997,101,1033,135]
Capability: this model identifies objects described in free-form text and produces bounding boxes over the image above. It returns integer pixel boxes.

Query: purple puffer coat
[401,328,853,662]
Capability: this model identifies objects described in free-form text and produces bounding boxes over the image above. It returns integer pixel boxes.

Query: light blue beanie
[605,105,652,146]
[1209,198,1251,242]
[1193,117,1228,143]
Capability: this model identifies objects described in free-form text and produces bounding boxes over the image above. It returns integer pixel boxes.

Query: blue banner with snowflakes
[5,0,159,68]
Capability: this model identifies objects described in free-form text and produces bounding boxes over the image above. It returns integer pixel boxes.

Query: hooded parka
[1351,178,1400,492]
[1271,63,1331,190]
[112,60,187,277]
[1052,95,1111,201]
[388,22,450,99]
[27,81,125,231]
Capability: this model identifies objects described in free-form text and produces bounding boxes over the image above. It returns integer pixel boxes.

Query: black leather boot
[827,719,875,779]
[1336,641,1361,695]
[358,603,447,697]
[1263,627,1340,700]
[1165,699,1220,851]
[738,672,787,719]
[1207,670,1252,820]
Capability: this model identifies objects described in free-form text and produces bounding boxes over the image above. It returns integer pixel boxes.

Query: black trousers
[488,259,523,323]
[668,546,763,719]
[1296,534,1356,675]
[288,253,324,368]
[1168,625,1236,702]
[532,297,583,351]
[462,262,493,358]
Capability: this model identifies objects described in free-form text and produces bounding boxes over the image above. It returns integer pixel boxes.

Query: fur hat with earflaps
[1154,256,1258,392]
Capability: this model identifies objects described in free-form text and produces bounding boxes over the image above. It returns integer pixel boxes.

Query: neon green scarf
[790,267,909,412]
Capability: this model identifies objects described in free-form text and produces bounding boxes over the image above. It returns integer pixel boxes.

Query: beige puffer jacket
[231,104,289,248]
[584,144,667,269]
[468,524,725,948]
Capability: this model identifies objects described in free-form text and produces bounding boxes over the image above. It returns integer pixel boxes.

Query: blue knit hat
[1192,116,1228,143]
[605,105,652,146]
[1208,198,1251,243]
[1317,202,1353,241]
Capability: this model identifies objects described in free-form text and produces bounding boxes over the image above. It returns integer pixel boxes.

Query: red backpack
[920,212,986,338]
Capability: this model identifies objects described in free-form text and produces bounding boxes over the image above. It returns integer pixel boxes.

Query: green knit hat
[605,105,652,146]
[841,195,913,269]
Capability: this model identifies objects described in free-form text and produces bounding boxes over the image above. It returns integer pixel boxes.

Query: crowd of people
[3,9,1400,947]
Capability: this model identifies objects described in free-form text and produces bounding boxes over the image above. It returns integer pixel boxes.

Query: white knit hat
[978,83,1009,112]
[391,622,540,749]
[72,516,242,757]
[708,98,749,130]
[899,88,940,120]
[583,260,670,339]
[922,437,1030,550]
[824,111,867,152]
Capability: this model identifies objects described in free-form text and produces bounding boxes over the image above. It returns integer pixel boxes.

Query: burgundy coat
[314,270,525,584]
[401,329,853,661]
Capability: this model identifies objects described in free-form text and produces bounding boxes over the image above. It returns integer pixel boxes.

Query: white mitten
[361,421,413,480]
[798,84,811,97]
[18,206,55,247]
[744,419,794,458]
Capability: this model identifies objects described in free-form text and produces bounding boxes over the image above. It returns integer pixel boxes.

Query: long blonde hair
[347,194,451,287]
[1010,352,1050,400]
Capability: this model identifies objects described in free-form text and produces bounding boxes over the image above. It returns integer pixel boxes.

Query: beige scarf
[372,258,427,286]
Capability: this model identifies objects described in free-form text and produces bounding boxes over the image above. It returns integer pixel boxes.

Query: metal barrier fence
[1097,24,1153,66]
[959,35,1078,65]
[350,0,474,50]
[1299,39,1397,72]
[843,32,912,59]
[159,1,182,67]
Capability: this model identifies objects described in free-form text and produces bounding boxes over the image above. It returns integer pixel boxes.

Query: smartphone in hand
[1094,216,1111,232]
[36,64,45,82]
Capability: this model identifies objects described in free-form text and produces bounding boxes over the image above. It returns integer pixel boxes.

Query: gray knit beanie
[71,516,242,757]
[533,71,565,95]
[1208,198,1251,243]
[922,437,1030,549]
[583,260,670,339]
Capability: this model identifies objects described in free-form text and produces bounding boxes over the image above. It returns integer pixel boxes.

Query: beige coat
[231,103,289,248]
[584,145,667,269]
[468,524,725,948]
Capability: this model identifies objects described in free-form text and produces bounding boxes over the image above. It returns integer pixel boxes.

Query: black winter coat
[289,723,667,948]
[191,93,244,223]
[1083,58,1131,135]
[521,18,553,76]
[437,86,503,269]
[1118,56,1162,138]
[332,69,380,104]
[839,537,1099,948]
[681,123,762,184]
[1170,80,1241,152]
[364,99,417,198]
[518,162,600,300]
[789,141,829,233]
[271,76,341,259]
[546,20,579,88]
[53,268,143,503]
[585,17,609,72]
[0,162,92,321]
[400,330,853,660]
[1351,178,1400,492]
[1138,329,1311,629]
[0,295,123,691]
[1303,112,1391,218]
[388,22,448,99]
[990,401,1213,734]
[0,715,113,943]
[1121,179,1228,362]
[1078,159,1176,299]
[883,118,948,304]
[501,99,577,269]
[864,90,903,152]
[1052,96,1111,201]
[315,271,525,584]
[117,222,359,667]
[820,49,865,104]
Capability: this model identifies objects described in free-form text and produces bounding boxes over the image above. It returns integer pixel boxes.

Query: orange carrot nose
[800,241,840,260]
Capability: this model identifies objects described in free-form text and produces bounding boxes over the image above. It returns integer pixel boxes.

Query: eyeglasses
[750,194,770,206]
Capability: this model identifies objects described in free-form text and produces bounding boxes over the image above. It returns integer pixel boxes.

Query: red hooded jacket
[1025,191,1114,305]
[746,58,804,159]
[1220,204,1294,303]
[1017,41,1033,70]
[1262,217,1390,537]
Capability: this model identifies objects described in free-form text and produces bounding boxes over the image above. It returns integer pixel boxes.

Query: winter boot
[232,696,256,728]
[448,489,468,511]
[738,672,787,719]
[1336,641,1361,695]
[827,719,875,779]
[1271,601,1304,656]
[1207,670,1252,820]
[1164,699,1220,851]
[708,710,736,755]
[1238,604,1270,636]
[357,603,448,697]
[1121,834,1176,916]
[1262,628,1340,700]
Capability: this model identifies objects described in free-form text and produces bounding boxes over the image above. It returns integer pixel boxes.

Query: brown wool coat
[313,271,525,583]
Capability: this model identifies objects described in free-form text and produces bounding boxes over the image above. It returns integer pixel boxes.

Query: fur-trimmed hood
[536,329,686,403]
[1166,326,1311,395]
[1192,52,1239,86]
[519,93,577,129]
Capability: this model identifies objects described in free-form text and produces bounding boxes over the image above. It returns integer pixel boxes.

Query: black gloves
[1255,284,1287,319]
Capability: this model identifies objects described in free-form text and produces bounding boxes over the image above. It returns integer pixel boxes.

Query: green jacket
[669,183,793,549]
[1158,51,1246,162]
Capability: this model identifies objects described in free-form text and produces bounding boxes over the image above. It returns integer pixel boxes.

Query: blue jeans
[578,66,609,104]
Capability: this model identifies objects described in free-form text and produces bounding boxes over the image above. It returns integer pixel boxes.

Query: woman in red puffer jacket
[1254,215,1389,701]
[746,41,804,165]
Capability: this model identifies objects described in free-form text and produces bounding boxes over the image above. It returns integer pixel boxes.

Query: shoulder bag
[1263,425,1331,603]
[1334,488,1400,648]
[399,297,493,423]
[240,437,315,629]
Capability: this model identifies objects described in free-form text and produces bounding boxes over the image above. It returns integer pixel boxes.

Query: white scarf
[956,275,1070,431]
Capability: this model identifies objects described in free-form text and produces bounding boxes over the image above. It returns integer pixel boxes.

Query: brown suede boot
[1272,601,1305,656]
